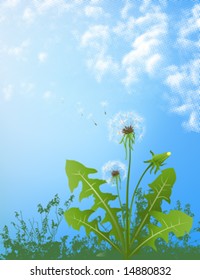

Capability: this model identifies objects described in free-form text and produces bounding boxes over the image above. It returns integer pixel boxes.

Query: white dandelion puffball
[108,111,145,143]
[102,160,127,184]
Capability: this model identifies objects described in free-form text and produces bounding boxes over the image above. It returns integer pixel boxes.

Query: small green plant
[0,194,74,259]
[64,112,193,259]
[0,195,199,259]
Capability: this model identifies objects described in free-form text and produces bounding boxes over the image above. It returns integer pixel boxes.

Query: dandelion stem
[116,178,125,229]
[125,137,132,259]
[129,164,151,222]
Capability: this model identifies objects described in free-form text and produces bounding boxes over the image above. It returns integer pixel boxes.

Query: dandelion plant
[64,111,193,259]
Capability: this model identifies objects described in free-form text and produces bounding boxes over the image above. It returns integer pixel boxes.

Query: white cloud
[121,10,167,86]
[81,25,109,48]
[0,14,6,23]
[38,52,48,63]
[84,5,104,18]
[166,70,186,91]
[146,53,162,74]
[73,0,84,4]
[81,24,119,81]
[33,0,72,14]
[122,67,138,85]
[80,2,167,85]
[140,0,152,13]
[22,7,35,23]
[87,53,119,82]
[6,39,30,58]
[164,4,200,133]
[121,0,133,19]
[113,17,135,41]
[0,0,20,24]
[33,0,58,13]
[178,4,200,49]
[183,111,200,133]
[3,0,20,8]
[90,0,102,4]
[140,0,167,12]
[2,85,13,101]
[165,58,200,133]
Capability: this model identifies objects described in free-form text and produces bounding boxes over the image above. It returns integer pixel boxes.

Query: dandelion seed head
[108,111,145,143]
[102,160,127,185]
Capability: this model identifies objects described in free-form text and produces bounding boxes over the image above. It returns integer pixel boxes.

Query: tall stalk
[125,137,132,259]
[129,165,151,222]
[116,178,125,229]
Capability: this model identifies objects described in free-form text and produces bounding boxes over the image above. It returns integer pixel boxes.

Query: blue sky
[0,0,199,242]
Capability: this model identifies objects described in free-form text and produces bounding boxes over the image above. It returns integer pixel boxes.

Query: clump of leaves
[64,112,193,259]
[0,194,73,260]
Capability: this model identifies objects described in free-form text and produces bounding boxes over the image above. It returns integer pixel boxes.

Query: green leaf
[131,210,193,254]
[64,207,120,252]
[145,168,176,211]
[65,160,123,243]
[131,168,176,244]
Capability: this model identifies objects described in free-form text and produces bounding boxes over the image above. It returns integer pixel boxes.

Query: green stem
[116,178,125,229]
[129,164,151,221]
[125,138,132,259]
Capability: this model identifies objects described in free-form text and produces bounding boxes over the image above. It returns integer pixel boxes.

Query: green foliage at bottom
[0,195,199,260]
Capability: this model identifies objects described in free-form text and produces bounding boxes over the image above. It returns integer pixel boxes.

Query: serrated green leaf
[145,168,176,209]
[131,168,176,245]
[64,207,120,251]
[65,160,124,244]
[64,207,94,231]
[131,210,193,255]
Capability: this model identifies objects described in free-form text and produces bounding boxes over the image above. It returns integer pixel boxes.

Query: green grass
[0,195,199,260]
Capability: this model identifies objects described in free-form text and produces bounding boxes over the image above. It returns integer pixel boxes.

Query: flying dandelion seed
[108,111,145,143]
[77,103,84,117]
[79,108,84,117]
[87,113,97,126]
[100,101,108,115]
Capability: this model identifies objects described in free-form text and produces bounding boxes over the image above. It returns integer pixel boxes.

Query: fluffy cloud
[33,0,72,14]
[165,4,200,133]
[22,7,35,23]
[0,0,20,24]
[81,24,109,48]
[84,5,105,18]
[166,59,200,133]
[140,0,167,12]
[121,6,167,86]
[6,40,30,58]
[38,52,48,63]
[177,4,200,49]
[90,0,103,4]
[81,2,167,84]
[81,24,118,80]
[3,0,20,8]
[87,54,119,82]
[120,0,133,19]
[2,85,13,101]
[146,54,162,74]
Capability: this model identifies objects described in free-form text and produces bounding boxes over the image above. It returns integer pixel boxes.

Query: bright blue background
[0,0,199,245]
